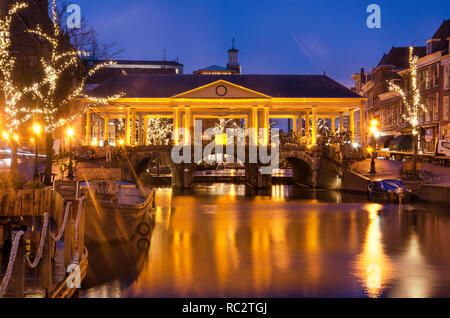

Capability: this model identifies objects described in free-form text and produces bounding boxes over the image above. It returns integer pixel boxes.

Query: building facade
[82,75,364,147]
[353,19,450,152]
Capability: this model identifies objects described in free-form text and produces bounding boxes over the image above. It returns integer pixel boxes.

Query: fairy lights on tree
[388,46,426,177]
[23,0,121,133]
[0,2,32,177]
[146,118,173,145]
[0,2,31,131]
[16,0,122,184]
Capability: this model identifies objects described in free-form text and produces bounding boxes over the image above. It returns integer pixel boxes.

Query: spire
[227,38,241,74]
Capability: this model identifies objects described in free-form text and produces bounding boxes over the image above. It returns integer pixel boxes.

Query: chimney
[360,68,366,84]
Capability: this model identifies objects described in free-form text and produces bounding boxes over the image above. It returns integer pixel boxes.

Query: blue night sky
[73,0,449,87]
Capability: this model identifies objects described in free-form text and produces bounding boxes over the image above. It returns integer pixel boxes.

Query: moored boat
[82,185,155,243]
[368,179,411,203]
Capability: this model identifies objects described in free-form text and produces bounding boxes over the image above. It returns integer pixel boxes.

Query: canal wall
[341,170,370,193]
[418,184,450,204]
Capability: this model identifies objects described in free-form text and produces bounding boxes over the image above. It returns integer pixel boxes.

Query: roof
[432,19,450,40]
[431,19,450,54]
[197,65,231,72]
[89,74,362,99]
[377,46,426,69]
[83,58,184,67]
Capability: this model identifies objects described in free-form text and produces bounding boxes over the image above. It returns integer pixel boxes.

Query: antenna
[163,49,166,69]
[232,37,235,50]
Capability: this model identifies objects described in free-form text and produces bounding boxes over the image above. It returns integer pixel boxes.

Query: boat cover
[374,179,407,192]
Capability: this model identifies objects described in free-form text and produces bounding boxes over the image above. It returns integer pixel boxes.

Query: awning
[389,134,413,152]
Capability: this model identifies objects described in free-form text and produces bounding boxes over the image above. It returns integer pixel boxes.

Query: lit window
[444,96,450,120]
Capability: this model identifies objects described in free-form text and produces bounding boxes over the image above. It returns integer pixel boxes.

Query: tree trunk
[413,133,418,178]
[10,142,19,179]
[44,132,54,186]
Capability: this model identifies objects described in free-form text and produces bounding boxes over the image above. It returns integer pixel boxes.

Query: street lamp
[2,131,9,142]
[32,123,42,181]
[67,127,75,180]
[369,119,379,174]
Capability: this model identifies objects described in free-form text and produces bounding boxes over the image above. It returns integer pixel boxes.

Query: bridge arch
[279,149,319,188]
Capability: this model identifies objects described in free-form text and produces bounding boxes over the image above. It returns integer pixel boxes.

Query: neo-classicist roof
[89,74,362,99]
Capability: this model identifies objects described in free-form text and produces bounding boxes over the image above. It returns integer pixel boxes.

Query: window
[425,95,433,122]
[444,96,450,120]
[434,92,439,121]
[444,64,450,90]
[433,64,439,87]
[425,68,431,89]
[427,42,432,55]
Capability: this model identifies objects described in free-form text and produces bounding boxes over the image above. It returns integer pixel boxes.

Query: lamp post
[369,119,379,175]
[32,123,42,181]
[67,127,75,180]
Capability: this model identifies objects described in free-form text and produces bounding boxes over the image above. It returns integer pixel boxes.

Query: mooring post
[75,199,85,261]
[42,222,52,293]
[64,201,73,268]
[14,235,25,298]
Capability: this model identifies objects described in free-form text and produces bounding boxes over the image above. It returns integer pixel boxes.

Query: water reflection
[353,204,393,298]
[81,213,154,298]
[81,184,450,298]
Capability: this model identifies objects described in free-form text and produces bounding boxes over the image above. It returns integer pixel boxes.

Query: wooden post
[64,202,73,268]
[14,235,25,297]
[42,224,52,293]
[76,199,85,261]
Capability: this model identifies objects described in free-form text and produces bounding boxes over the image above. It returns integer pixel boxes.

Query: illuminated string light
[18,0,122,133]
[0,3,33,134]
[388,46,427,131]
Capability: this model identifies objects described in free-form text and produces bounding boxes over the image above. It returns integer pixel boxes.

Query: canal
[80,184,450,298]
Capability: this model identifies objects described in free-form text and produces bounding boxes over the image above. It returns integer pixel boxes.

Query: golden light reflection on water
[353,204,393,298]
[81,185,450,298]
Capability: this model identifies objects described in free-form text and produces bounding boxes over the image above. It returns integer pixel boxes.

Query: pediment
[172,80,271,99]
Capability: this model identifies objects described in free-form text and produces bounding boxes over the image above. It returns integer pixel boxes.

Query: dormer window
[426,38,441,55]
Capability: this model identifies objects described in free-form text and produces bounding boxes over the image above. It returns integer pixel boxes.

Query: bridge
[115,143,356,189]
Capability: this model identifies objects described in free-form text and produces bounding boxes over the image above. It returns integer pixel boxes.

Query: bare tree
[58,2,125,60]
[23,0,122,184]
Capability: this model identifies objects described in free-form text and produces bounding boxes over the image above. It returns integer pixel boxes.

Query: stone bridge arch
[279,148,320,188]
[121,145,340,190]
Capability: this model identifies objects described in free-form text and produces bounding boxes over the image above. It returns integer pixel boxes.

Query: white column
[251,106,259,145]
[312,108,317,145]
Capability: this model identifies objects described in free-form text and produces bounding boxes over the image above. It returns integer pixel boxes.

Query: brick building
[353,19,450,153]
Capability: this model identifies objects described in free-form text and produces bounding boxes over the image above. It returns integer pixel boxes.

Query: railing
[0,188,87,298]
